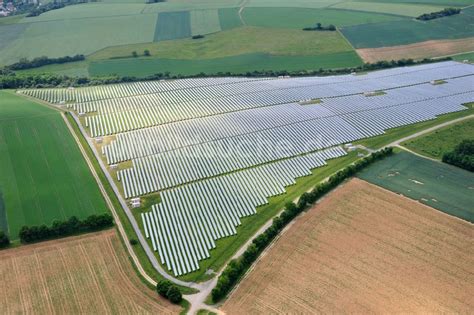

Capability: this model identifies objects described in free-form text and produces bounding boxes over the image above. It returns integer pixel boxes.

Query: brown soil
[357,38,474,63]
[0,230,180,314]
[222,178,474,314]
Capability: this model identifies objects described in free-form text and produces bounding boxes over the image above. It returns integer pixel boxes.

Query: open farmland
[19,61,474,279]
[88,26,361,77]
[241,7,406,29]
[357,37,474,63]
[89,51,362,77]
[341,6,474,48]
[402,118,474,159]
[0,229,180,314]
[222,178,474,314]
[358,151,474,222]
[3,0,474,75]
[0,91,107,239]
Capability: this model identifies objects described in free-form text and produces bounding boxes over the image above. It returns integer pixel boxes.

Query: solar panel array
[19,61,474,276]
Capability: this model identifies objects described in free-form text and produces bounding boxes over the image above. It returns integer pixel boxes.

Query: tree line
[211,147,394,303]
[0,57,452,89]
[442,139,473,172]
[7,55,85,71]
[416,7,461,21]
[0,231,9,249]
[303,22,336,31]
[19,213,113,243]
[156,280,183,304]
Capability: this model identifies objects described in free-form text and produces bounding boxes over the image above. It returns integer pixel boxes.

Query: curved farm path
[388,114,474,147]
[238,0,249,26]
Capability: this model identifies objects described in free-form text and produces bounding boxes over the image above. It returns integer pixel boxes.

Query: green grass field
[0,91,107,239]
[358,151,474,222]
[330,1,446,17]
[402,118,474,159]
[0,13,157,66]
[218,8,242,30]
[85,26,361,76]
[89,51,362,77]
[2,0,473,74]
[341,6,474,48]
[154,11,191,41]
[242,7,406,29]
[190,9,221,35]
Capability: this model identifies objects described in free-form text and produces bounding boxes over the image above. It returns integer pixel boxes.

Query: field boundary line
[60,112,158,287]
[389,114,474,147]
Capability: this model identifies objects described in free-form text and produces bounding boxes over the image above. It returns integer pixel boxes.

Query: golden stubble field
[222,178,474,314]
[0,229,180,314]
[356,37,474,63]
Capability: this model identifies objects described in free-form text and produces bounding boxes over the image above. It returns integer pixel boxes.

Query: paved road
[388,114,474,147]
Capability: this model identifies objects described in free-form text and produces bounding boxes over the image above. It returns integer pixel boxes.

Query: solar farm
[19,61,474,277]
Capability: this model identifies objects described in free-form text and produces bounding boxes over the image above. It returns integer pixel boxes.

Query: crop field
[330,1,446,17]
[89,51,362,77]
[20,61,474,278]
[0,230,180,314]
[358,151,474,222]
[0,14,157,66]
[341,6,474,48]
[357,37,474,63]
[190,9,221,36]
[0,0,473,73]
[222,178,474,314]
[87,26,360,76]
[218,8,242,30]
[241,7,406,29]
[0,91,107,239]
[402,118,474,159]
[154,11,191,42]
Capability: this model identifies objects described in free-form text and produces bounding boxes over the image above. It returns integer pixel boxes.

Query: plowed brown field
[222,178,474,314]
[0,229,180,314]
[357,38,474,62]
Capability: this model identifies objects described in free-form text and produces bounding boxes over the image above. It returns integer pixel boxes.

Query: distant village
[0,0,41,17]
[0,1,16,16]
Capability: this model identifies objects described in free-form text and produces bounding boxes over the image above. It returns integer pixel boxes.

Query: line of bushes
[7,55,85,71]
[303,22,336,31]
[0,231,9,249]
[416,7,461,21]
[156,280,183,304]
[211,147,394,303]
[442,139,474,172]
[0,57,451,89]
[19,213,113,243]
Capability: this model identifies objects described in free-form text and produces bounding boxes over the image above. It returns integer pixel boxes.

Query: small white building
[131,198,141,208]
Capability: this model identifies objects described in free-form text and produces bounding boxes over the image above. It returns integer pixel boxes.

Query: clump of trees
[156,280,183,304]
[211,147,394,303]
[0,57,452,89]
[19,213,113,243]
[0,231,10,249]
[7,55,85,71]
[192,35,205,39]
[416,7,461,21]
[303,22,336,31]
[442,139,474,171]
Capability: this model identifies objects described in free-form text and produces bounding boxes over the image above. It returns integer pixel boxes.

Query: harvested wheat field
[222,178,474,314]
[357,37,474,62]
[0,229,180,314]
